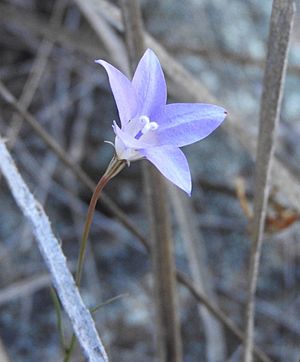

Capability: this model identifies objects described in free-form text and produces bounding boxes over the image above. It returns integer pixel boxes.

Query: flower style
[95,49,227,196]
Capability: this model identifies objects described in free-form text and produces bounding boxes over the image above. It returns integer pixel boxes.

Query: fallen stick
[0,139,108,362]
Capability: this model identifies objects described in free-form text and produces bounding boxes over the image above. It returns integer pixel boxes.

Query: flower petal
[132,49,167,119]
[140,146,192,195]
[156,103,227,147]
[95,59,138,126]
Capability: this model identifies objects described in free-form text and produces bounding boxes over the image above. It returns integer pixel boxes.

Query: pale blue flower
[95,49,227,195]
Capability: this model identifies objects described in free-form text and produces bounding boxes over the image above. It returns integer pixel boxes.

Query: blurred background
[0,0,300,361]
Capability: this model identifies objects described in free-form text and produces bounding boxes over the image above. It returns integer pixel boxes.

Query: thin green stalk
[50,287,66,350]
[63,336,76,362]
[91,293,129,313]
[63,293,128,362]
[64,156,125,362]
[75,176,109,286]
[63,175,110,362]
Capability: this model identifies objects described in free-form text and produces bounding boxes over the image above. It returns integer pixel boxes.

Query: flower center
[134,115,158,140]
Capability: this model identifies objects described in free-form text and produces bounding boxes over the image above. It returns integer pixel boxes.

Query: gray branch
[243,1,296,361]
[0,139,108,362]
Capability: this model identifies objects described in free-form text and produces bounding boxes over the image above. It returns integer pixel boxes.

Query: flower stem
[64,156,125,362]
[50,287,66,350]
[76,156,125,287]
[75,175,109,286]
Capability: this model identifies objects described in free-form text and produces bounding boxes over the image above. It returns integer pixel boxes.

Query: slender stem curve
[64,156,125,362]
[75,175,109,286]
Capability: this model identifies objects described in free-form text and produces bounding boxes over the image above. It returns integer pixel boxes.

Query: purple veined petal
[95,59,139,126]
[140,146,192,196]
[132,49,167,120]
[156,103,227,147]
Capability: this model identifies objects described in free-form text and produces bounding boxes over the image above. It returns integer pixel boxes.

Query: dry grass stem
[120,0,183,360]
[243,1,296,361]
[169,186,226,361]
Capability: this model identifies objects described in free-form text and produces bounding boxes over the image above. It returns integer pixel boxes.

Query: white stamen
[141,122,152,134]
[141,121,158,134]
[149,122,158,130]
[139,115,150,124]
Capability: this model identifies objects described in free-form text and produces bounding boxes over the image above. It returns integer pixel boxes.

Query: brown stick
[169,186,226,361]
[145,171,183,361]
[120,1,183,360]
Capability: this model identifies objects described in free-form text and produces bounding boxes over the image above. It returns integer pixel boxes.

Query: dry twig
[0,139,108,362]
[120,1,183,360]
[169,186,226,362]
[243,1,295,361]
[0,339,10,362]
[5,0,67,148]
[0,273,52,306]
